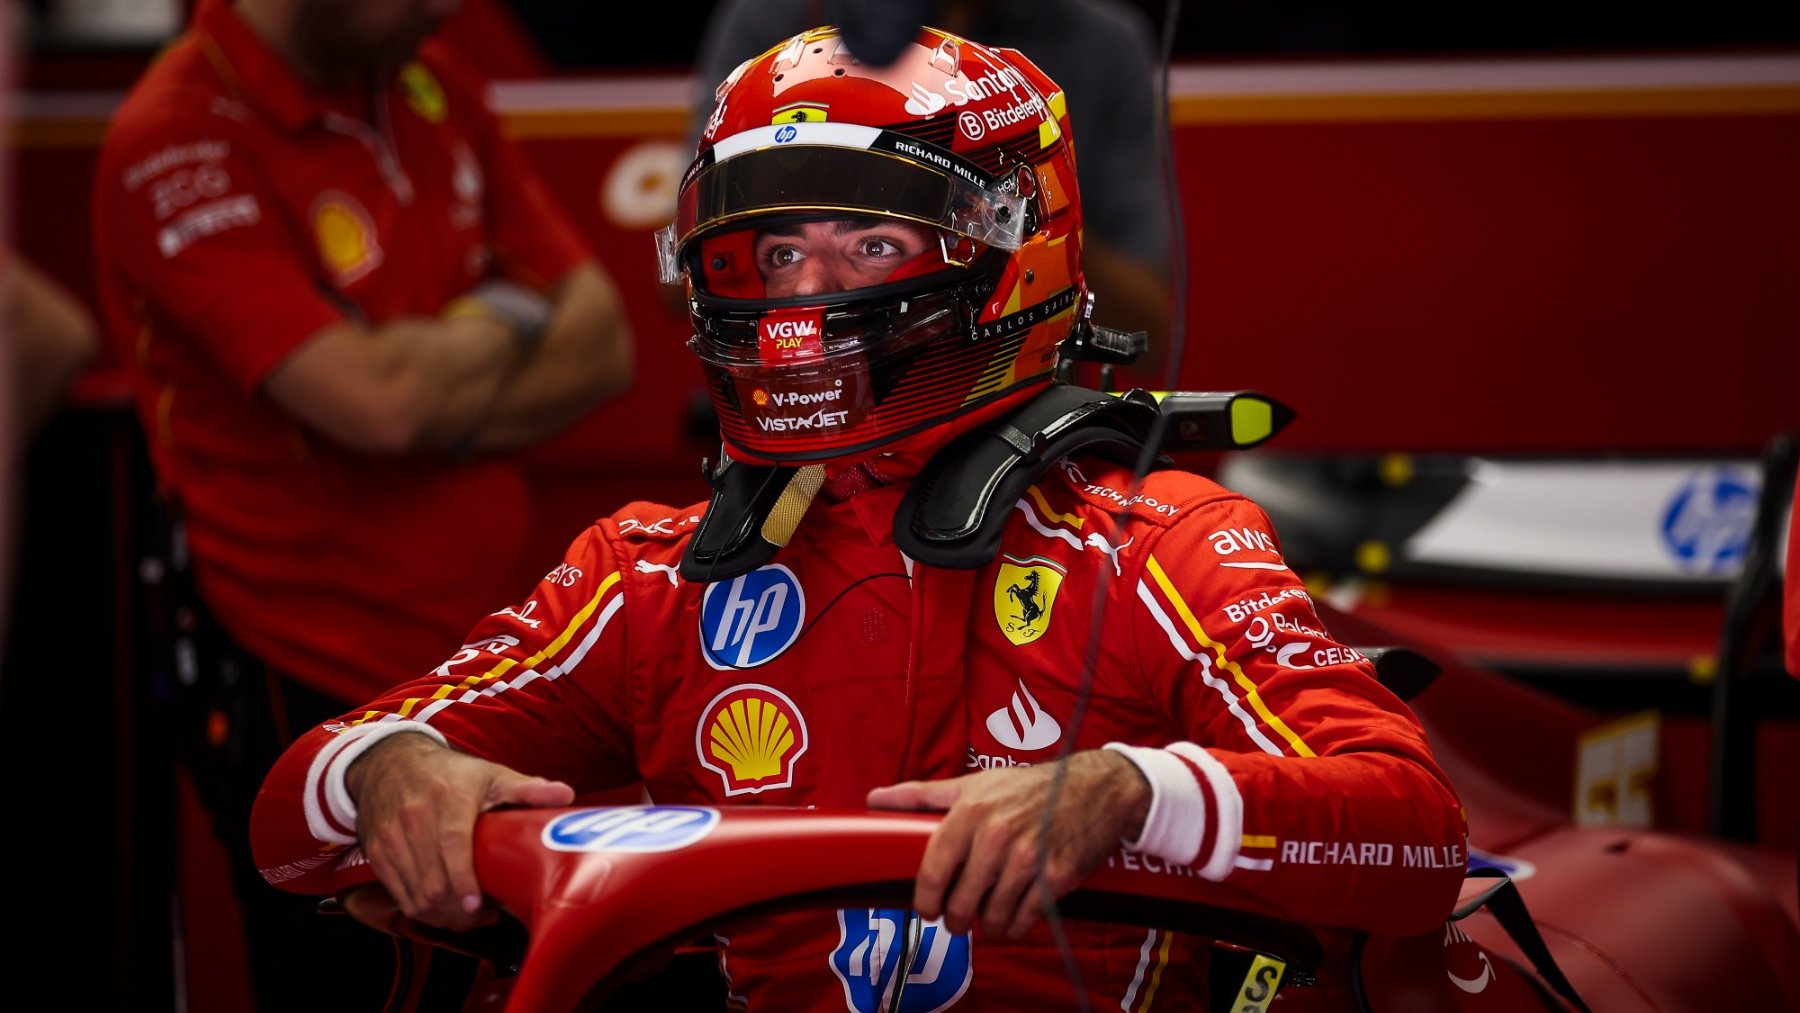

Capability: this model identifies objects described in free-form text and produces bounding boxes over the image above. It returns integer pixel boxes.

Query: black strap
[1455,872,1591,1013]
[893,384,1167,569]
[679,459,797,582]
[680,383,1271,580]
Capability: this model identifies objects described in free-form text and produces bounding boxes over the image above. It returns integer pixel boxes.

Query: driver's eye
[769,246,800,267]
[860,238,897,258]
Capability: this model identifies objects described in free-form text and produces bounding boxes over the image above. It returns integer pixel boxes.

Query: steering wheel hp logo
[541,806,720,853]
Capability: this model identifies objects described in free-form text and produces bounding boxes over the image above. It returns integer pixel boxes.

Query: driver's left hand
[867,749,1152,939]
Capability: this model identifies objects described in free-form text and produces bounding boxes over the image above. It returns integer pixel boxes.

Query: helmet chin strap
[760,465,827,548]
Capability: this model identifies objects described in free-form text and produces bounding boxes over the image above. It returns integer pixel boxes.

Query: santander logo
[905,82,948,116]
[985,679,1062,751]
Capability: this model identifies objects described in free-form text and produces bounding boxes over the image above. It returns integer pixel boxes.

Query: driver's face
[755,218,936,298]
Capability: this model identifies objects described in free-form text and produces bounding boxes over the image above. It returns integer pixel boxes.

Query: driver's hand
[866,749,1151,939]
[345,731,574,932]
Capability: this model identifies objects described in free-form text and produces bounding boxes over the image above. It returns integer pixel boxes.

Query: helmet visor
[687,215,967,301]
[657,126,1026,283]
[690,289,968,452]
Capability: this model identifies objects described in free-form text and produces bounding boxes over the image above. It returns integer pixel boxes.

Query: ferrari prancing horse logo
[994,554,1065,646]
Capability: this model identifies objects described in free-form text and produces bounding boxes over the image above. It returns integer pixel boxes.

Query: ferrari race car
[315,393,1800,1013]
[321,640,1800,1013]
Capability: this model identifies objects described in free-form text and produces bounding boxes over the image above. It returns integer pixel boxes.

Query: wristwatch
[444,279,552,355]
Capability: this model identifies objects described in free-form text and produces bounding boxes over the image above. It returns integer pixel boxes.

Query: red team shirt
[1786,472,1799,678]
[253,456,1469,1010]
[92,3,592,703]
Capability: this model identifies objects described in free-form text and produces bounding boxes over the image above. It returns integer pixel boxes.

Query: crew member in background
[1786,471,1798,679]
[2,252,101,441]
[0,250,101,653]
[90,0,633,1007]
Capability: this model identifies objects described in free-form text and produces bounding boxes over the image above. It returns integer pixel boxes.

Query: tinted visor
[689,215,968,301]
[658,143,1025,283]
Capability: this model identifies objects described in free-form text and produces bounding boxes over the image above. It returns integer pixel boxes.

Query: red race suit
[91,2,592,703]
[253,456,1468,1011]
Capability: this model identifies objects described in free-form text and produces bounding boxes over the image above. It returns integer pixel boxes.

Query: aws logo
[695,683,809,796]
[993,554,1065,646]
[1443,921,1494,994]
[311,190,382,285]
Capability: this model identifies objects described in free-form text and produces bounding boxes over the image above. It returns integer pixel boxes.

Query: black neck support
[679,384,1169,581]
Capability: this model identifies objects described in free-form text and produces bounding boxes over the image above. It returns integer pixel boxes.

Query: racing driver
[251,25,1470,1010]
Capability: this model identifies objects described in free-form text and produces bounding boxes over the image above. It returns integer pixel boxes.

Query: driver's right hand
[345,731,574,932]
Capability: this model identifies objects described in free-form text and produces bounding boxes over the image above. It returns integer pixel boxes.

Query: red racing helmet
[658,25,1088,466]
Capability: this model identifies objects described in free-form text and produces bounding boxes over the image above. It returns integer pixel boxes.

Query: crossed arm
[263,262,632,457]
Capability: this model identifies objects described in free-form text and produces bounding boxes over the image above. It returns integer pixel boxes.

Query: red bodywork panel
[314,603,1800,1012]
[327,801,1799,1012]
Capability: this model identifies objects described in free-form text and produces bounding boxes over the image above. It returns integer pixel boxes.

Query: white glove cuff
[1105,742,1206,865]
[1104,742,1242,881]
[307,723,448,843]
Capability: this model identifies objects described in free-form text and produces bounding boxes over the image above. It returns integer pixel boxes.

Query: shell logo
[695,683,809,796]
[752,389,769,406]
[311,190,382,285]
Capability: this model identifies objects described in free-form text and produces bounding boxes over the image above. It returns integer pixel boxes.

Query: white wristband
[1104,742,1207,865]
[1166,742,1244,881]
[323,723,449,834]
[1104,742,1243,881]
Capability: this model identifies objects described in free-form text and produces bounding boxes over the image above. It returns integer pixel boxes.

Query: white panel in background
[1404,460,1761,581]
[1573,711,1660,829]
